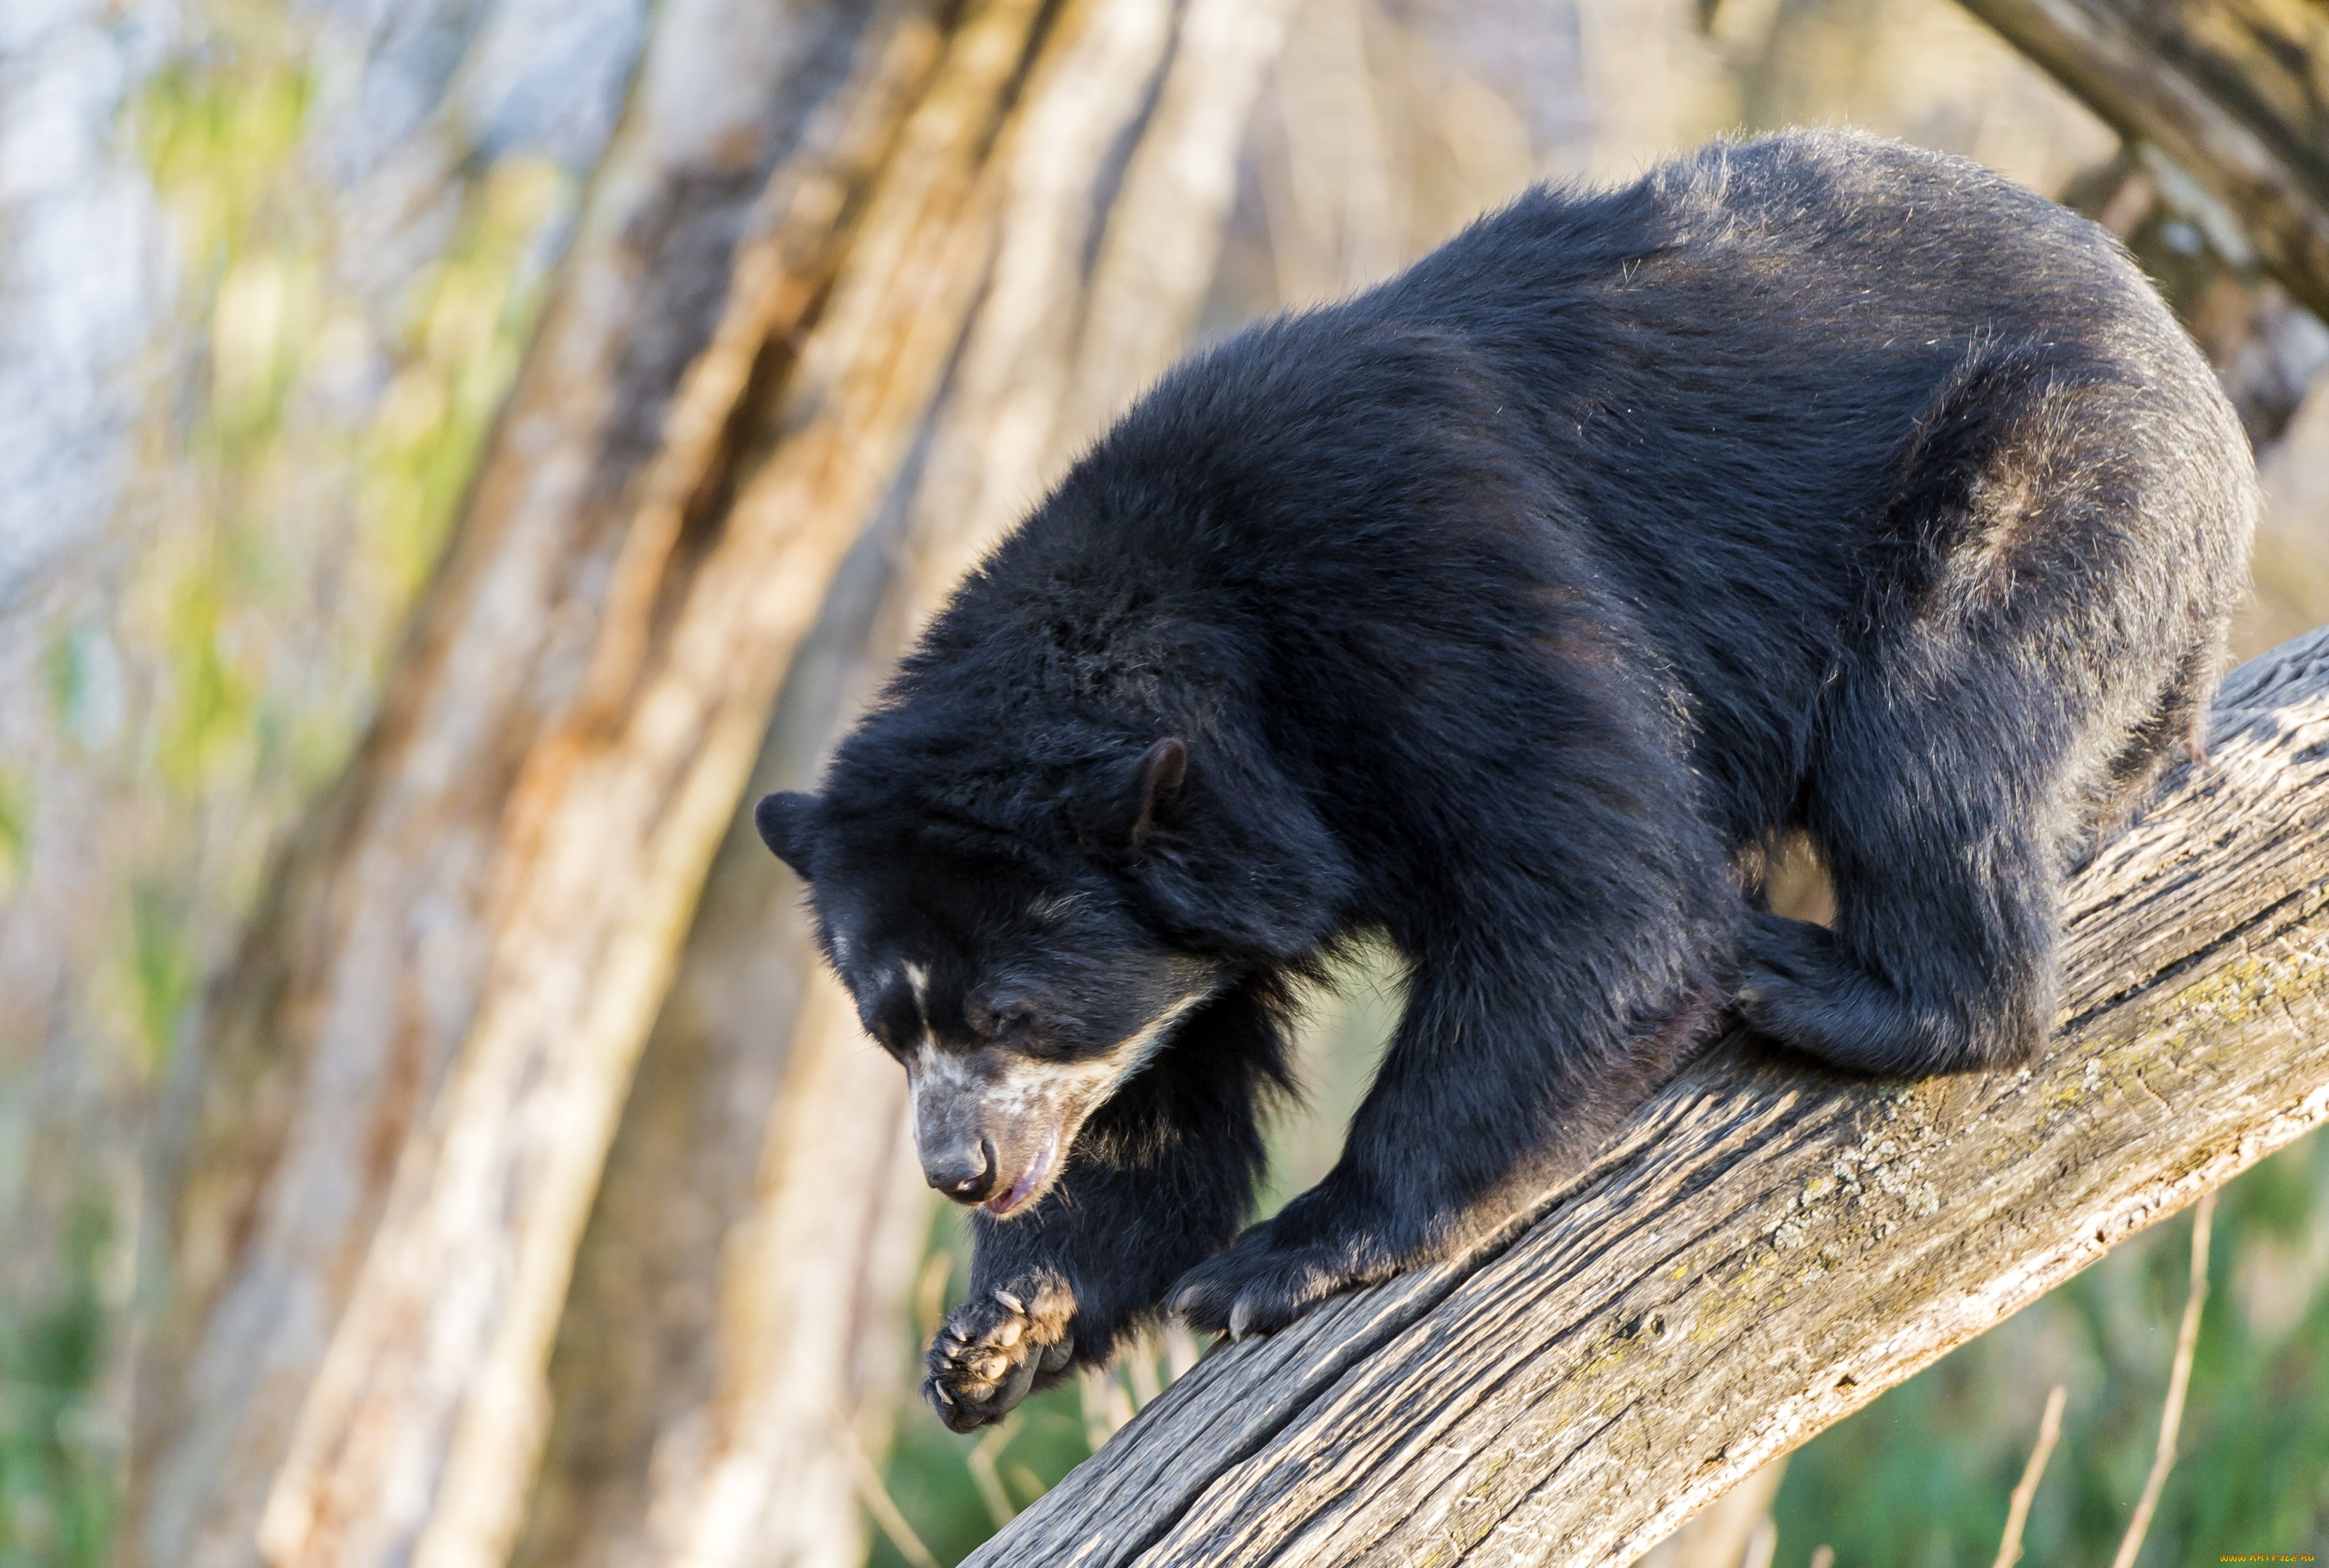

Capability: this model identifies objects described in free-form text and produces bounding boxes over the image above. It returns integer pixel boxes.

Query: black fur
[758,130,2255,1424]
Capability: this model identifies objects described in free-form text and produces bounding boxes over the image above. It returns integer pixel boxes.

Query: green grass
[0,1193,118,1568]
[1776,1127,2329,1567]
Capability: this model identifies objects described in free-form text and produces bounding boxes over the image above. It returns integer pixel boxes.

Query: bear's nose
[924,1137,996,1203]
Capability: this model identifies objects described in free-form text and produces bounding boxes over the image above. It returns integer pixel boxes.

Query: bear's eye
[973,1001,1039,1043]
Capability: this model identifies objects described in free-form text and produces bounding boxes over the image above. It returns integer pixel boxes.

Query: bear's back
[1394,129,2167,359]
[916,130,2245,797]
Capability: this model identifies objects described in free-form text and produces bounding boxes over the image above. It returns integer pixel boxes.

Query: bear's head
[755,739,1232,1219]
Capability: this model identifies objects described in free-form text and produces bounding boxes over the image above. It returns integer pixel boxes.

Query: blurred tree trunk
[124,0,968,1561]
[128,0,1295,1565]
[1953,0,2329,321]
[512,4,1293,1566]
[1631,1458,1784,1568]
[246,0,1044,1560]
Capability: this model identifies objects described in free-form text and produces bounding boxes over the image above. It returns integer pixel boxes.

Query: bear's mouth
[982,1125,1060,1218]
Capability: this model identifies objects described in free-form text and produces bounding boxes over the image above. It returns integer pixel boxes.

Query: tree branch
[971,625,2329,1567]
[1952,0,2329,321]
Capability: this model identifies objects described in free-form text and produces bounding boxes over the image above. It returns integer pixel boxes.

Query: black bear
[755,129,2255,1430]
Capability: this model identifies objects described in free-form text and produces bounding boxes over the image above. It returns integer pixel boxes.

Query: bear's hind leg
[2065,632,2225,869]
[1739,680,2073,1077]
[1739,612,2104,1079]
[1739,348,2234,1078]
[1742,602,2223,1077]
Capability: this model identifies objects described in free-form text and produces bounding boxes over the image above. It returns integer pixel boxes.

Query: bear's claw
[924,1270,1076,1432]
[1172,1226,1368,1341]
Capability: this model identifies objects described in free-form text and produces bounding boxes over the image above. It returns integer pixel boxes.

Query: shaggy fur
[755,129,2255,1430]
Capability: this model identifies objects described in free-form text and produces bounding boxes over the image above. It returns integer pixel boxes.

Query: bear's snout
[922,1136,998,1202]
[908,1053,1074,1218]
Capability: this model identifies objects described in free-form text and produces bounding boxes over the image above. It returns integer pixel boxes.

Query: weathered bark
[969,624,2329,1567]
[507,5,1296,1566]
[1952,0,2329,322]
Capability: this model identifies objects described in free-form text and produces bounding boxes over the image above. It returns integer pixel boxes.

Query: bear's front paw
[1172,1222,1372,1341]
[924,1270,1077,1433]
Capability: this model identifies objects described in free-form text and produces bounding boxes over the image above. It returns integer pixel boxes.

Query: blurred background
[2,0,2326,1565]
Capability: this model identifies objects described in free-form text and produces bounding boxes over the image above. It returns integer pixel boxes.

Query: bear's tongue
[983,1126,1059,1217]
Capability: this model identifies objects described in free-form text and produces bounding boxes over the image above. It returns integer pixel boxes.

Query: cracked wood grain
[969,625,2329,1567]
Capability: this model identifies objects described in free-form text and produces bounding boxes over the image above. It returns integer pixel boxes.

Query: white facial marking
[972,989,1222,1216]
[908,1039,978,1095]
[905,992,1215,1126]
[1084,989,1214,1097]
[969,987,1218,1138]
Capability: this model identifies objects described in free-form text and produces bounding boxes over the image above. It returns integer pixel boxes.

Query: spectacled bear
[754,129,2255,1430]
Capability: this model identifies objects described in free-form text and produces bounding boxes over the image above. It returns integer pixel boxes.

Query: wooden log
[969,624,2329,1566]
[1952,0,2329,321]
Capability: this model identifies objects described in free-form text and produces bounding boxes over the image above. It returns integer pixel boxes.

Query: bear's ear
[1073,738,1187,861]
[755,791,820,880]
